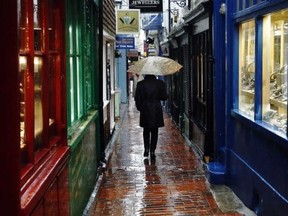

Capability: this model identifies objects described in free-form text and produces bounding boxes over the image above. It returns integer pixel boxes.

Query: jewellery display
[20,79,25,149]
[263,111,287,133]
[240,62,288,133]
[238,20,256,117]
[240,61,255,116]
[239,12,288,135]
[241,61,255,92]
[270,64,287,102]
[263,64,288,133]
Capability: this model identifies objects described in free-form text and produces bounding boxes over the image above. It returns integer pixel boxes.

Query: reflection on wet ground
[86,98,250,216]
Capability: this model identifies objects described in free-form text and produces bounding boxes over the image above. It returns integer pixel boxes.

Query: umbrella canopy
[128,56,183,76]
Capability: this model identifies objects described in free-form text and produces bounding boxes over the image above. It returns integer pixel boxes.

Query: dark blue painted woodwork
[221,0,288,214]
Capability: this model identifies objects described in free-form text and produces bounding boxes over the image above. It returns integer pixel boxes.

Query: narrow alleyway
[85,96,253,216]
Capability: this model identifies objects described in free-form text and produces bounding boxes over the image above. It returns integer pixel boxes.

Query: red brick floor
[88,100,242,216]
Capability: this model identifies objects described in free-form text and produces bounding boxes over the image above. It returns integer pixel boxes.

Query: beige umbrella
[128,56,183,76]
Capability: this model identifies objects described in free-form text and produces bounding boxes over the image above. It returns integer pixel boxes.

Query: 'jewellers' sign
[129,0,163,13]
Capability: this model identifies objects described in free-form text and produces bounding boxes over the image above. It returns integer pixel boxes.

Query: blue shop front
[223,0,288,214]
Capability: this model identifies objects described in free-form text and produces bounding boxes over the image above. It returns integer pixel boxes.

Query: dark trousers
[143,127,158,152]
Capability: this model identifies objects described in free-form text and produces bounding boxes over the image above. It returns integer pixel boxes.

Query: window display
[34,57,44,150]
[239,20,255,117]
[19,56,28,165]
[19,0,64,167]
[19,0,31,165]
[262,9,288,134]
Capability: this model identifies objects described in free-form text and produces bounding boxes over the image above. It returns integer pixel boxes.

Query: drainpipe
[168,0,171,32]
[98,1,106,166]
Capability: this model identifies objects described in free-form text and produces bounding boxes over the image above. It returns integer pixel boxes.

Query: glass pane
[262,10,288,134]
[19,0,29,51]
[70,57,75,123]
[69,25,73,54]
[34,0,42,51]
[34,57,43,151]
[236,0,266,12]
[19,56,28,165]
[239,20,255,117]
[49,0,56,51]
[200,53,204,101]
[49,56,57,139]
[77,57,83,117]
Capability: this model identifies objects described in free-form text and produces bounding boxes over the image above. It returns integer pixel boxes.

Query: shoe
[150,152,156,160]
[143,158,149,165]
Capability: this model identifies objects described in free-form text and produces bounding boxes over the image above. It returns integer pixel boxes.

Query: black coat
[135,75,167,128]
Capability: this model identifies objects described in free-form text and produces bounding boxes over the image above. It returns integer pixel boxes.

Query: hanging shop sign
[116,9,140,34]
[142,13,162,31]
[129,0,163,13]
[191,0,202,9]
[116,36,135,49]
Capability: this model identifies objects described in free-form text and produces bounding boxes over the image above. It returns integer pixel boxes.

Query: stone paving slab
[85,98,254,216]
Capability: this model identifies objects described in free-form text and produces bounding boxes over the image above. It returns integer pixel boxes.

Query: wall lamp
[169,8,179,16]
[219,3,226,15]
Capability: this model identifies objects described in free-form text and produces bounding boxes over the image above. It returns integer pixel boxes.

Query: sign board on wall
[129,0,163,13]
[116,9,140,34]
[141,13,162,31]
[116,36,135,49]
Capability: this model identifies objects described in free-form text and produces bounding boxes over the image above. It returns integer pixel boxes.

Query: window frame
[238,19,256,118]
[66,0,98,136]
[19,0,66,178]
[190,30,210,130]
[233,0,288,138]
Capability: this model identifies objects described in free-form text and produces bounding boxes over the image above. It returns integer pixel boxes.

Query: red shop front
[0,0,70,215]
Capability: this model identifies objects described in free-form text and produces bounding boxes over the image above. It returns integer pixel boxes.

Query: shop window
[67,0,98,133]
[191,31,209,129]
[67,0,84,127]
[262,9,288,134]
[84,0,96,110]
[239,20,255,117]
[19,0,65,168]
[237,7,288,136]
[106,43,111,101]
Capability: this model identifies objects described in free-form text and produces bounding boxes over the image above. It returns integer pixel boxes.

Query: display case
[239,20,255,117]
[262,9,288,134]
[238,10,288,134]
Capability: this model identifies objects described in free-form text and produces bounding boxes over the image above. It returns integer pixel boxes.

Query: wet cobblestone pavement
[86,98,252,216]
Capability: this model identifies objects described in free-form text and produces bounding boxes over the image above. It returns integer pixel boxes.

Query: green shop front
[66,0,102,215]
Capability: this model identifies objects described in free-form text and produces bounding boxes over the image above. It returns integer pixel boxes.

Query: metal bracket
[171,0,186,8]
